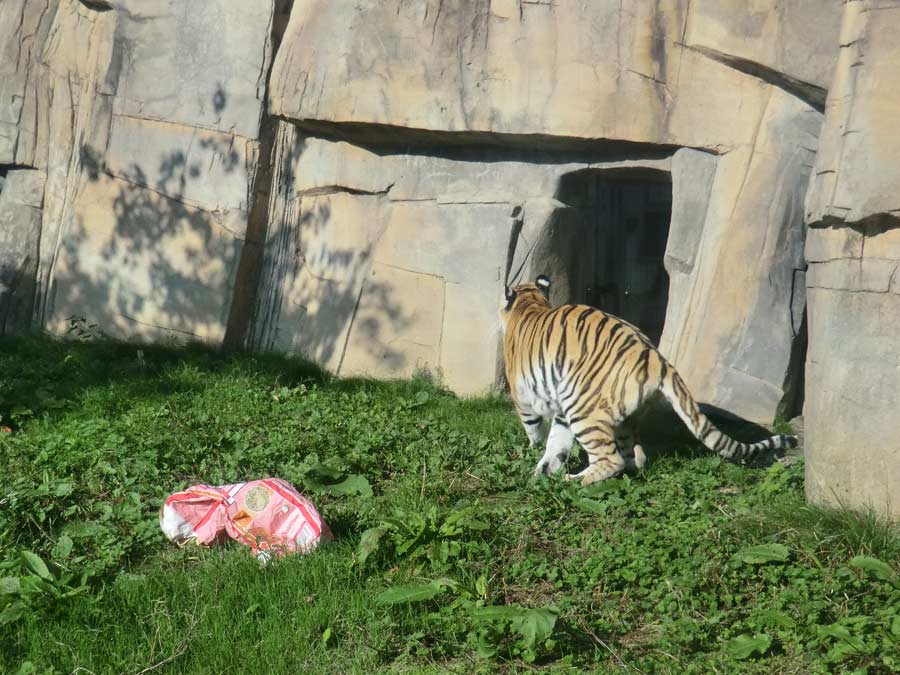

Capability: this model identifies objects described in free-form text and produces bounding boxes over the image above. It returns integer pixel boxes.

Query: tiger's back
[503,300,663,423]
[500,275,797,485]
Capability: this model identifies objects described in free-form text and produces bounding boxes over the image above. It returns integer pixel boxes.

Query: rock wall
[0,169,44,333]
[248,131,678,394]
[262,0,832,418]
[803,0,900,519]
[3,1,896,518]
[0,0,281,343]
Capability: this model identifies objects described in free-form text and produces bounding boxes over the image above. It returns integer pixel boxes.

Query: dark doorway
[556,169,673,345]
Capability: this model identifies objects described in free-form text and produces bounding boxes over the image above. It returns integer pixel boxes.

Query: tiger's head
[499,275,552,333]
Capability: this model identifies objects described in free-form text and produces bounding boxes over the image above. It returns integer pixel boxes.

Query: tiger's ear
[504,285,517,309]
[536,275,551,294]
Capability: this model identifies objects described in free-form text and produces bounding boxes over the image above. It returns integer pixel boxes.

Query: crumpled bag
[160,478,331,561]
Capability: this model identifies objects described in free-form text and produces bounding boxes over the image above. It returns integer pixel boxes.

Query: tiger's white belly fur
[515,381,561,419]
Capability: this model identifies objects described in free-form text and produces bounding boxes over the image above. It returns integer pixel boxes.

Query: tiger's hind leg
[535,417,574,475]
[615,419,647,471]
[565,420,626,486]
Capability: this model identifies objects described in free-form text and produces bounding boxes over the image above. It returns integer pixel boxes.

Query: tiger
[500,274,798,486]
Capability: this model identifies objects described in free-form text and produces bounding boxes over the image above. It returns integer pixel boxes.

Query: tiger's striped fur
[500,275,797,486]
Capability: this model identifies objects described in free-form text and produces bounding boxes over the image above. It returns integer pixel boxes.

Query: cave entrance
[555,169,673,345]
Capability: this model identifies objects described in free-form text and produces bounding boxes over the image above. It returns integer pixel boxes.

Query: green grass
[1,334,898,674]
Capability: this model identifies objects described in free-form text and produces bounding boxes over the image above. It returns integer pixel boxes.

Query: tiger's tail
[659,368,797,460]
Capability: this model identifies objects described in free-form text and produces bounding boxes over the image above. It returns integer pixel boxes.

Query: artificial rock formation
[264,0,834,417]
[1,1,896,515]
[0,169,45,333]
[0,0,281,343]
[803,0,900,519]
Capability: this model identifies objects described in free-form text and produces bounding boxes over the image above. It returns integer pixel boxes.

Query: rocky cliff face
[803,1,900,519]
[1,0,285,344]
[0,1,895,515]
[264,0,831,417]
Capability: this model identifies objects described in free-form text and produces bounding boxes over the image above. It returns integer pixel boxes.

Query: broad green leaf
[511,607,559,662]
[849,555,896,583]
[476,636,498,659]
[753,609,795,629]
[736,543,789,564]
[21,551,52,581]
[307,474,372,498]
[356,527,386,567]
[475,574,488,598]
[473,605,558,663]
[0,602,26,626]
[52,535,74,560]
[395,532,423,557]
[817,623,851,640]
[574,498,608,516]
[14,659,38,675]
[375,581,445,605]
[725,633,771,659]
[328,474,373,497]
[307,462,345,481]
[0,577,21,595]
[816,621,868,657]
[402,391,431,409]
[60,584,89,599]
[54,482,74,497]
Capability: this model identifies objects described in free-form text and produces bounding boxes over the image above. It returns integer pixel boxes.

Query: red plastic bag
[160,478,331,561]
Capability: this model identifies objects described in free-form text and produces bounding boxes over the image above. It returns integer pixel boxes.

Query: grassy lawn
[1,334,898,674]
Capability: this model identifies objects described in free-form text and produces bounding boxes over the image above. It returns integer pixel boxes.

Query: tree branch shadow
[44,89,410,383]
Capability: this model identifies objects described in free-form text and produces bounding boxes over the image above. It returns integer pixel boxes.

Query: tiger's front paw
[534,458,553,476]
[535,453,567,476]
[571,472,601,487]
